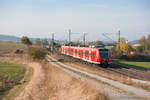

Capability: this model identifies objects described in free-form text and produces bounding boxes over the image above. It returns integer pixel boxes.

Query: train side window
[83,51,85,56]
[89,53,91,57]
[79,51,81,55]
[85,51,88,56]
[81,51,83,56]
[85,52,88,56]
[91,53,94,58]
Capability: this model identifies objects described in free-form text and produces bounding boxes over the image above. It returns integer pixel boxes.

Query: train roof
[61,46,108,50]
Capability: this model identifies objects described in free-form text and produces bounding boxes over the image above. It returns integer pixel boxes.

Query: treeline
[138,34,150,52]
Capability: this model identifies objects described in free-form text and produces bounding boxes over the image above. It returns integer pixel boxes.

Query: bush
[114,54,150,61]
[129,54,150,61]
[28,47,47,60]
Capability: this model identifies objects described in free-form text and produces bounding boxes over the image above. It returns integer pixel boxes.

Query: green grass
[0,42,26,53]
[112,61,150,70]
[0,62,25,99]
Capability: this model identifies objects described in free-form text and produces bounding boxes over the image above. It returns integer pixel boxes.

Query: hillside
[0,35,20,42]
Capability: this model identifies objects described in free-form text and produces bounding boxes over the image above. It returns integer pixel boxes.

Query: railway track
[46,55,150,100]
[109,64,150,81]
[51,53,150,81]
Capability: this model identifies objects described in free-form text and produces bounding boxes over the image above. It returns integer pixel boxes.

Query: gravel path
[46,55,150,100]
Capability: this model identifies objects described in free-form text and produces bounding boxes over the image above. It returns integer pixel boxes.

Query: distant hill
[0,34,66,44]
[0,34,20,42]
[0,34,53,43]
[1,34,139,45]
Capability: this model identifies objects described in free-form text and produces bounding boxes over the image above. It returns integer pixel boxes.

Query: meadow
[0,62,25,99]
[0,42,26,53]
[112,61,150,70]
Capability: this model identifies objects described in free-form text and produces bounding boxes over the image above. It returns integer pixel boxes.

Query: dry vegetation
[45,63,108,100]
[14,57,109,100]
[0,42,26,54]
[51,54,150,91]
[0,42,108,100]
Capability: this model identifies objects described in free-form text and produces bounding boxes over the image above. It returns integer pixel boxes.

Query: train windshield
[99,49,108,58]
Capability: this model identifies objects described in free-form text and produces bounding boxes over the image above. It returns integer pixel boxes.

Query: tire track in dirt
[15,62,49,100]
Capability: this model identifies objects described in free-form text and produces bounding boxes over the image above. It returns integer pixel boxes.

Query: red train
[61,46,111,67]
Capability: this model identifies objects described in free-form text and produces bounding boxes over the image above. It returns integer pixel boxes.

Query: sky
[0,0,150,42]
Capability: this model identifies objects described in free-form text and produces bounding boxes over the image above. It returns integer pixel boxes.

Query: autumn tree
[120,43,132,54]
[120,37,126,44]
[139,36,147,51]
[115,37,127,52]
[21,36,32,46]
[87,41,95,47]
[147,34,150,50]
[135,46,143,52]
[95,40,104,45]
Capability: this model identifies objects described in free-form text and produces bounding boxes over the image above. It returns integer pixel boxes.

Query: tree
[135,46,143,52]
[35,38,41,46]
[65,42,82,46]
[147,34,150,50]
[87,41,95,47]
[21,36,32,45]
[95,40,104,45]
[139,36,147,50]
[120,43,132,54]
[120,37,126,44]
[115,37,127,53]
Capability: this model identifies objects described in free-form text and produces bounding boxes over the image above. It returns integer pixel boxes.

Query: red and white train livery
[61,46,111,66]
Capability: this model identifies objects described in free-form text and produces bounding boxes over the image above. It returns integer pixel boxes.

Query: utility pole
[118,30,120,53]
[83,33,87,47]
[83,33,85,47]
[68,29,71,55]
[69,29,71,46]
[51,33,54,52]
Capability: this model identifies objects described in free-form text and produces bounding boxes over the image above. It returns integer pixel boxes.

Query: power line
[102,33,117,43]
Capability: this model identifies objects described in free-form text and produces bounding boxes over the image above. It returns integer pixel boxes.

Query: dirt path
[1,54,106,100]
[46,55,150,100]
[15,62,107,100]
[15,62,48,100]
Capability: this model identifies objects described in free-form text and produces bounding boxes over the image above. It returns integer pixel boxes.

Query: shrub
[114,54,150,61]
[28,47,47,60]
[115,55,129,60]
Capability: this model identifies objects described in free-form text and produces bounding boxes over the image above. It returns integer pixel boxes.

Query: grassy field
[0,62,25,99]
[112,61,150,70]
[0,42,26,53]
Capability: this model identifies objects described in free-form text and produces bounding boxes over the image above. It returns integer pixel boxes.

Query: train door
[89,50,91,61]
[75,49,77,57]
[91,51,96,62]
[81,49,83,59]
[71,48,73,56]
[85,50,89,61]
[95,50,100,63]
[83,49,85,60]
[77,48,79,58]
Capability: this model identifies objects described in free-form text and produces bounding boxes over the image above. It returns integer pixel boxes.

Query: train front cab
[99,48,110,67]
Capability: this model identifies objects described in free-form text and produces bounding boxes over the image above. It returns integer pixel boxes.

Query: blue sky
[0,0,150,41]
